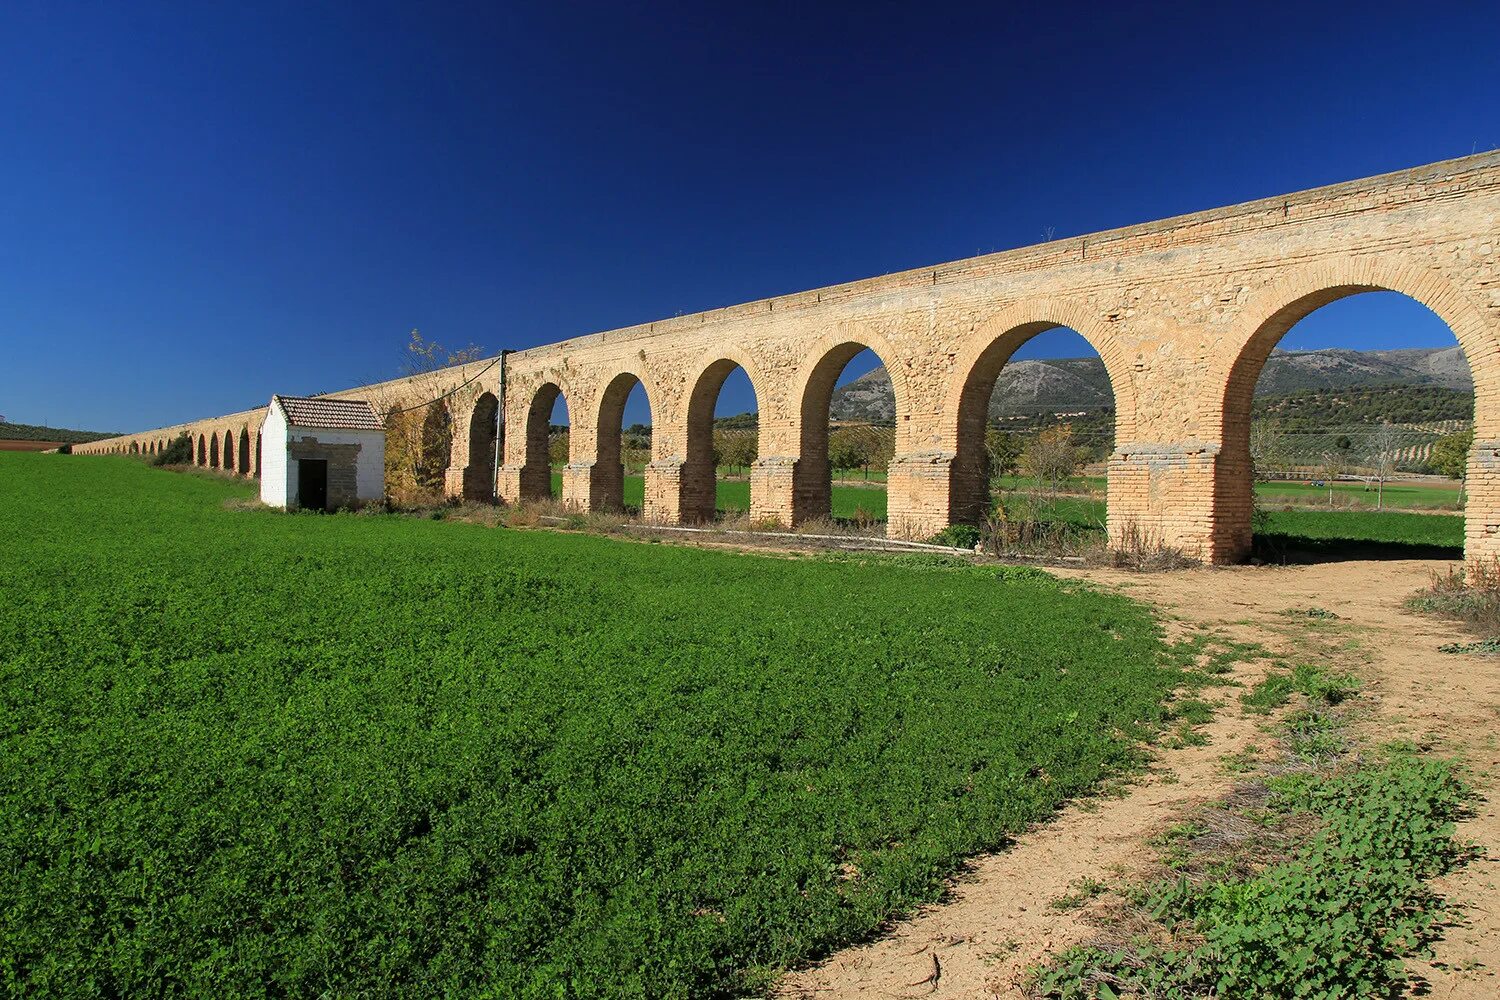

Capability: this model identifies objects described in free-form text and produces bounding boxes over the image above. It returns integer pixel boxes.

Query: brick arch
[237,427,251,475]
[454,391,499,501]
[669,349,768,522]
[516,380,571,500]
[791,325,912,450]
[1207,257,1497,434]
[1205,256,1498,561]
[596,367,661,443]
[939,300,1136,525]
[571,369,654,513]
[943,300,1138,444]
[416,401,454,491]
[787,325,910,525]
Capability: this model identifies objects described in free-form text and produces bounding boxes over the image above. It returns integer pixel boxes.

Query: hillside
[830,346,1473,423]
[0,421,117,445]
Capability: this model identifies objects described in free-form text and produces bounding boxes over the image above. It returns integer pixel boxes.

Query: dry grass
[1407,556,1500,638]
[1104,521,1197,572]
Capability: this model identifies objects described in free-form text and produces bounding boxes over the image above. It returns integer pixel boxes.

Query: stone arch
[591,370,657,513]
[416,402,453,491]
[197,433,207,466]
[680,350,767,522]
[942,300,1135,525]
[209,433,220,468]
[461,391,500,501]
[789,327,909,525]
[1205,257,1497,561]
[237,427,251,475]
[518,381,570,500]
[222,429,235,473]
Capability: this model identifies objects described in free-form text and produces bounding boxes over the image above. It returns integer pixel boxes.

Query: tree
[1020,425,1086,495]
[1431,428,1472,480]
[1249,420,1287,482]
[828,428,871,478]
[1319,446,1351,507]
[375,330,488,506]
[1365,422,1400,510]
[985,428,1024,480]
[154,432,194,466]
[717,431,757,473]
[548,429,571,467]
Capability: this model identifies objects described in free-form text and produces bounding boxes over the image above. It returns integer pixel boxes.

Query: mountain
[829,347,1473,423]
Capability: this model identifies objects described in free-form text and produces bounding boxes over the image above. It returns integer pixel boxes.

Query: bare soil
[776,559,1499,999]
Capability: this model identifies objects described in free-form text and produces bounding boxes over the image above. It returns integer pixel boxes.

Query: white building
[260,395,385,510]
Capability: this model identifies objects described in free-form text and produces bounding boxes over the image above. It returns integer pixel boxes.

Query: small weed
[1220,744,1262,774]
[1283,606,1340,620]
[1439,637,1500,655]
[1281,708,1347,762]
[1241,672,1295,713]
[1291,662,1360,704]
[1049,878,1108,911]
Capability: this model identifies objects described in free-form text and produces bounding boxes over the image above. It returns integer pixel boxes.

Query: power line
[380,355,504,417]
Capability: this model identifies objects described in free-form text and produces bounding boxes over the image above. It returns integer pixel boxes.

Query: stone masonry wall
[77,152,1500,565]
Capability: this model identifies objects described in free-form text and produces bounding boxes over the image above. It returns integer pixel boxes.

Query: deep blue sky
[2,2,1494,432]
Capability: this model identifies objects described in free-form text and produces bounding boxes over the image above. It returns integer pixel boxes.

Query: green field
[570,474,1464,552]
[1256,479,1461,509]
[1256,508,1463,549]
[2,454,1186,997]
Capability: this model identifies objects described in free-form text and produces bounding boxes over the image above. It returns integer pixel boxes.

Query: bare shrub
[446,503,508,528]
[1408,557,1500,637]
[1106,521,1197,571]
[500,497,576,528]
[372,330,487,509]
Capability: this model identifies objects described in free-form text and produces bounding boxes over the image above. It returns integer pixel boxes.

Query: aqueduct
[76,152,1500,564]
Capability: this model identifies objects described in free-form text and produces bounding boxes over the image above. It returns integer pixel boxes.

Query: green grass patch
[3,453,1184,997]
[1241,662,1360,716]
[1257,508,1462,551]
[1033,749,1473,1000]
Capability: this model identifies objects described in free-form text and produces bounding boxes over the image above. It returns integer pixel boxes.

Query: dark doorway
[298,459,329,511]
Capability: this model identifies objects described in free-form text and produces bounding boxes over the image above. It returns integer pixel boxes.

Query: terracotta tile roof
[274,395,384,431]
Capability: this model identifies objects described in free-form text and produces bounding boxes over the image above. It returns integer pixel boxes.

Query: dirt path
[777,559,1498,999]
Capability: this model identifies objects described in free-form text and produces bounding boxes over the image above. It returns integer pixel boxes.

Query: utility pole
[492,349,512,502]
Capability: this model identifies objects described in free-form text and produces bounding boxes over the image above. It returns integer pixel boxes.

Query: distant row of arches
[105,426,261,479]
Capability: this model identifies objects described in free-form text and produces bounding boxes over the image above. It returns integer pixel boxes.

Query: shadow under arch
[463,391,499,502]
[594,370,655,513]
[196,434,207,465]
[238,427,251,476]
[1207,258,1494,563]
[943,303,1135,527]
[791,330,909,526]
[519,381,569,501]
[416,402,453,491]
[682,352,765,522]
[222,430,235,473]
